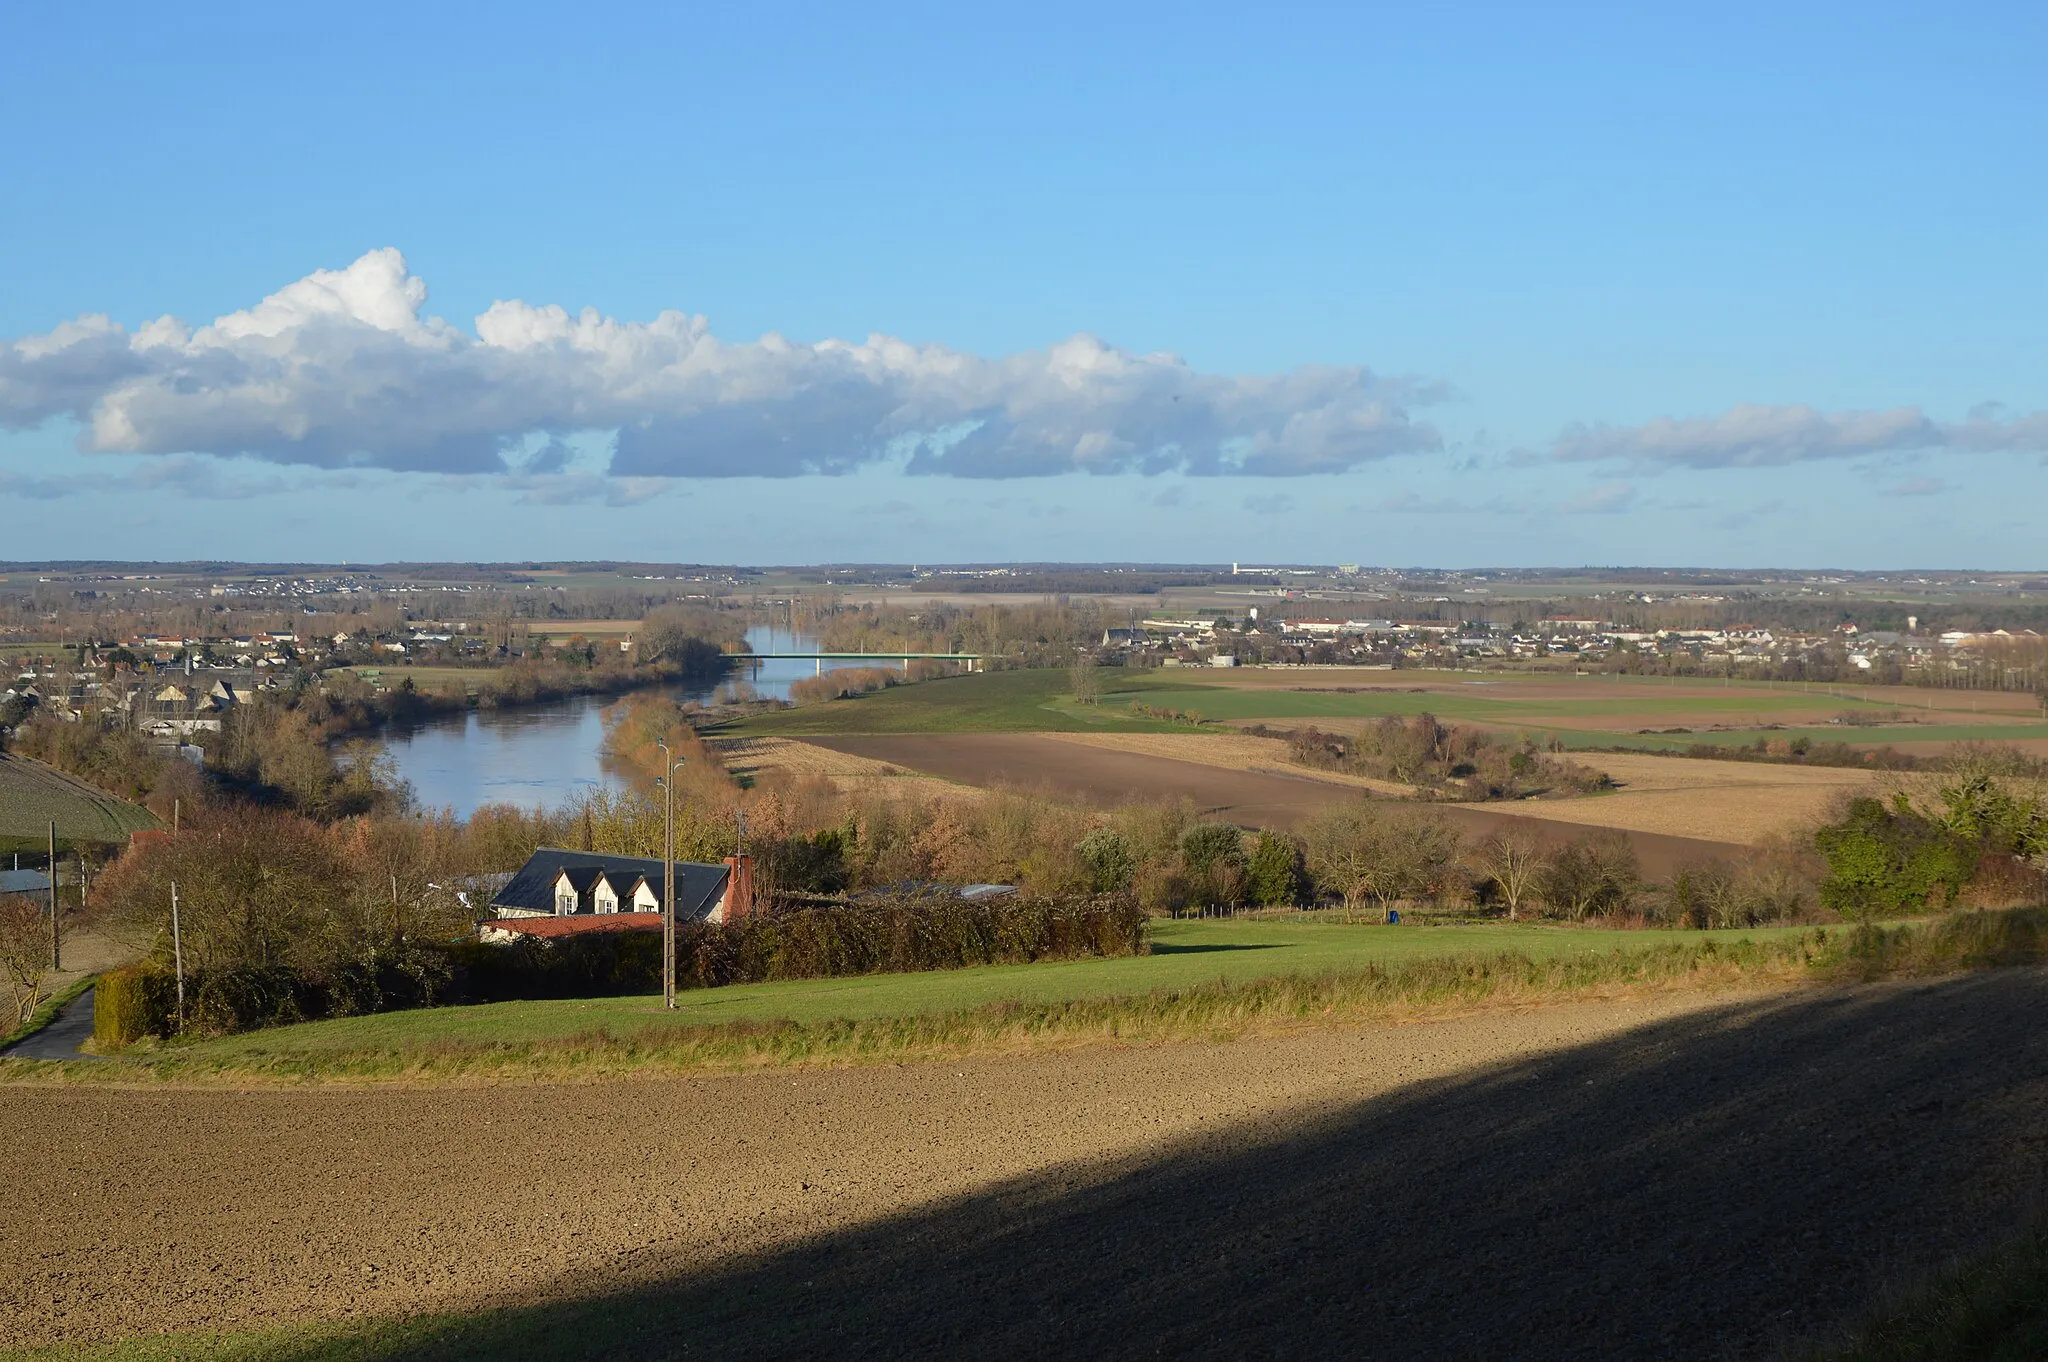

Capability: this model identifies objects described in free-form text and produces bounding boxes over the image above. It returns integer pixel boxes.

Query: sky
[1,1,2043,568]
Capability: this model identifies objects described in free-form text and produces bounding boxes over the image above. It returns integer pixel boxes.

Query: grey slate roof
[0,869,52,895]
[491,847,729,920]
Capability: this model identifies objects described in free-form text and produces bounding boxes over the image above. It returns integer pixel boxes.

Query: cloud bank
[0,249,1443,479]
[1553,403,2048,468]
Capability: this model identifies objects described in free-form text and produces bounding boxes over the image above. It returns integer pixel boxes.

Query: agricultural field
[0,752,157,850]
[8,964,2048,1359]
[340,664,505,692]
[729,666,1188,735]
[723,665,2048,854]
[523,618,641,639]
[734,664,2048,752]
[146,916,1815,1066]
[1089,668,2048,751]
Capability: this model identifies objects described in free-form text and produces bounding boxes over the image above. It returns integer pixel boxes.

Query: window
[555,887,576,915]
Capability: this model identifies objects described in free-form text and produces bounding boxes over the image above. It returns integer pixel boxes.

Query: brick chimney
[721,854,755,922]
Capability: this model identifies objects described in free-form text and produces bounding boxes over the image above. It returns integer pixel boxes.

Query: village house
[477,847,756,943]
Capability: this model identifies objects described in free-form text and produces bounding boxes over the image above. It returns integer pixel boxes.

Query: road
[0,987,97,1060]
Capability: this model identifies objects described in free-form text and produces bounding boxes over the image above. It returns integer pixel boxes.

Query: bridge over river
[728,651,985,674]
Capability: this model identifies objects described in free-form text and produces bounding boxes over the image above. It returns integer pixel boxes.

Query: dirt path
[809,732,1746,876]
[8,971,2048,1358]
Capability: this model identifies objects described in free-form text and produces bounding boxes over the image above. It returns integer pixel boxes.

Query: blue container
[1387,909,1401,924]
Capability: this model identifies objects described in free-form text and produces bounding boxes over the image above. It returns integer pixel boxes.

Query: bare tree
[0,893,53,1028]
[1300,800,1464,920]
[1070,652,1101,706]
[1475,820,1545,920]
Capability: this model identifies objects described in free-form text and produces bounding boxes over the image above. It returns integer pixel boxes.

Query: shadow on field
[1145,941,1284,955]
[318,970,2048,1362]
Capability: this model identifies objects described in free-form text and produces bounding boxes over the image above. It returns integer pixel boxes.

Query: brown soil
[1038,730,1412,796]
[710,734,975,805]
[8,972,2048,1358]
[810,733,1744,876]
[1468,750,1881,843]
[1041,736,1876,844]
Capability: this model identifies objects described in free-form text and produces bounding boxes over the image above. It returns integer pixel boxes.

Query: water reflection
[379,627,847,817]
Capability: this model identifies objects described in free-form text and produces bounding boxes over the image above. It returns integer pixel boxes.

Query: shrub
[1815,797,1976,921]
[1077,827,1137,894]
[93,964,177,1047]
[1179,822,1247,876]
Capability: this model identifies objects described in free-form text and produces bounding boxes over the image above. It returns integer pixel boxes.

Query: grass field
[128,917,1815,1069]
[0,752,157,849]
[730,666,2048,754]
[728,667,1189,735]
[341,664,503,691]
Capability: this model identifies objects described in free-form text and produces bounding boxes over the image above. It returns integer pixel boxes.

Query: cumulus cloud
[0,249,1444,480]
[1553,403,2048,468]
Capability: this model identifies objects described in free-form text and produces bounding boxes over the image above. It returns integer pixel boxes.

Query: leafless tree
[1070,653,1101,706]
[0,893,52,1028]
[1475,820,1546,920]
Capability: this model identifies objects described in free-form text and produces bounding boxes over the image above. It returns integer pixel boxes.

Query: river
[376,627,841,817]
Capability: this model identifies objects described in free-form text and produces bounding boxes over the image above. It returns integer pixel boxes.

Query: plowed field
[8,970,2048,1358]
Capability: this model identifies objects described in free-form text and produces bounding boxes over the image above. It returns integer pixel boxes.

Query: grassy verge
[0,971,95,1051]
[5,912,2039,1088]
[1816,1221,2048,1361]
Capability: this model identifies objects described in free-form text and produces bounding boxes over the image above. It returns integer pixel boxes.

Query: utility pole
[170,882,185,1032]
[48,821,59,970]
[657,742,683,1010]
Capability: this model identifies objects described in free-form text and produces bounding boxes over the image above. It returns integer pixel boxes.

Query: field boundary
[8,911,2040,1089]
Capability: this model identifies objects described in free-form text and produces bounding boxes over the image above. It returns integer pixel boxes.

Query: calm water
[377,627,846,817]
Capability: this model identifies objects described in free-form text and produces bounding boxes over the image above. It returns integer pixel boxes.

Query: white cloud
[0,249,1444,480]
[1553,402,2047,468]
[1559,481,1637,515]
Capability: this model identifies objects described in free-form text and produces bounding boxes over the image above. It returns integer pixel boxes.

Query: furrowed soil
[809,732,1746,875]
[9,971,2048,1359]
[709,734,973,805]
[1040,733,1879,843]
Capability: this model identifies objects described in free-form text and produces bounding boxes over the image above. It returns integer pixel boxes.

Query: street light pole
[657,743,684,1010]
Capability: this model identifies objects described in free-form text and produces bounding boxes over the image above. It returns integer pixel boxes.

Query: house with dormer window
[478,848,755,943]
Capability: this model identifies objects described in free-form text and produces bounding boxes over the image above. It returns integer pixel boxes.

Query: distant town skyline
[2,3,2043,566]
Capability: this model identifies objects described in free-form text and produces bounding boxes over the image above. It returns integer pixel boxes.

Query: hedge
[93,891,1148,1043]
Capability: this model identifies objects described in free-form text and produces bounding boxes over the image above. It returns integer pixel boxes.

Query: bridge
[726,651,985,675]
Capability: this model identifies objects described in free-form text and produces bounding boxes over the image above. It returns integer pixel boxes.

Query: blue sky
[2,1,2042,567]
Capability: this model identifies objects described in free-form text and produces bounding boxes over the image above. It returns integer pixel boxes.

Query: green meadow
[138,916,1811,1067]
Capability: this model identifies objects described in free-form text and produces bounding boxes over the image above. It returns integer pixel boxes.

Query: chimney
[722,854,755,922]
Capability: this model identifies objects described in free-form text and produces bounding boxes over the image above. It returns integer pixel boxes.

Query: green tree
[1077,827,1136,894]
[1246,831,1303,907]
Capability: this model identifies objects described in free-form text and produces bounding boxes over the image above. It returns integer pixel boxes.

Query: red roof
[482,914,663,940]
